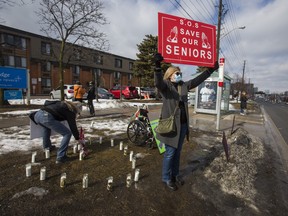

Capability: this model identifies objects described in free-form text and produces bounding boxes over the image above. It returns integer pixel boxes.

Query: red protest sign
[158,12,217,67]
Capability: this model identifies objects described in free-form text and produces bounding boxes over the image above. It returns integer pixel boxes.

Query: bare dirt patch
[0,126,287,215]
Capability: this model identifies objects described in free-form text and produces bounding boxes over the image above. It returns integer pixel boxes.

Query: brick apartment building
[0,24,137,95]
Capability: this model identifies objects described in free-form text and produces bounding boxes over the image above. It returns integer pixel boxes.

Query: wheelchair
[126,104,154,148]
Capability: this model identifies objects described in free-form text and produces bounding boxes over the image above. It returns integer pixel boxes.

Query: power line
[174,0,194,20]
[168,0,187,18]
[167,0,245,76]
[220,0,246,74]
[195,0,217,24]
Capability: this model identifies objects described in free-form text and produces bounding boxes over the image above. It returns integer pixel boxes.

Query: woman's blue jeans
[162,123,188,183]
[34,110,72,159]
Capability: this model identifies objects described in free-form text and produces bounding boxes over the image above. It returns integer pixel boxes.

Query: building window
[46,62,51,71]
[2,55,26,68]
[41,78,52,94]
[15,56,21,67]
[3,56,12,66]
[114,71,120,79]
[129,62,133,70]
[2,34,27,50]
[94,55,103,64]
[115,59,122,68]
[13,56,27,68]
[128,74,132,81]
[41,42,51,55]
[8,56,15,66]
[73,65,80,75]
[93,68,102,76]
[21,38,27,50]
[4,34,14,45]
[21,57,27,67]
[42,78,51,87]
[41,61,51,72]
[14,36,24,49]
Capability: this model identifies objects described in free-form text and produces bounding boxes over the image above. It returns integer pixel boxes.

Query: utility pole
[241,60,246,92]
[216,0,223,60]
[216,0,223,131]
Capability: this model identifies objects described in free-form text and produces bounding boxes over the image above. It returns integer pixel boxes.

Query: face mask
[173,73,182,83]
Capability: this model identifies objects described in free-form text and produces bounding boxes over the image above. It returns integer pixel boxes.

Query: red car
[109,86,139,99]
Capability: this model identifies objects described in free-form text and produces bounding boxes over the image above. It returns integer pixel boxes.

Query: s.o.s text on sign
[158,12,217,67]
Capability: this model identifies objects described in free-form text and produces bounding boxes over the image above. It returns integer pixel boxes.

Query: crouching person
[33,100,82,164]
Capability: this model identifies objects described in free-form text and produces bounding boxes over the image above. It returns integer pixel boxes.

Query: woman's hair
[163,66,181,80]
[64,101,82,114]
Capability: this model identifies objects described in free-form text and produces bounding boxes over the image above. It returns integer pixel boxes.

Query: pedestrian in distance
[87,81,96,116]
[240,91,248,115]
[154,53,219,191]
[32,100,82,164]
[74,81,86,102]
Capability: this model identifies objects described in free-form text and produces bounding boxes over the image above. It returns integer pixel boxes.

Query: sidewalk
[188,107,266,139]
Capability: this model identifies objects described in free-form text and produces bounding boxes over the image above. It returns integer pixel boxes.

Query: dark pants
[88,99,95,115]
[162,123,188,182]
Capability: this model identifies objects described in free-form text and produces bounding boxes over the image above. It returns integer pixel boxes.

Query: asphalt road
[258,100,288,145]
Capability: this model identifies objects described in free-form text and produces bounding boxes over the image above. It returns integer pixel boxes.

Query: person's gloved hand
[154,53,164,68]
[208,61,219,73]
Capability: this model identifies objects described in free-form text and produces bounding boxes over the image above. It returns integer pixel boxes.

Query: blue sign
[0,67,27,89]
[4,90,23,100]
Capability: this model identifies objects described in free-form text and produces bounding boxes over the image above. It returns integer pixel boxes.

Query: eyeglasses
[175,72,182,76]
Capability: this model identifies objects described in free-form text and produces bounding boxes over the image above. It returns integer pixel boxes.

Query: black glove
[154,53,164,68]
[208,61,219,74]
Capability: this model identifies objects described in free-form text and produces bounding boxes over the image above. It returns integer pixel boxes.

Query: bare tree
[0,0,17,13]
[36,0,109,101]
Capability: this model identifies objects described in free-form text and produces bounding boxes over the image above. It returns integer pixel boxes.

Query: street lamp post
[220,26,246,40]
[241,60,246,93]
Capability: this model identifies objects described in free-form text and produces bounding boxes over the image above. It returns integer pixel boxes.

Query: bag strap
[159,84,181,119]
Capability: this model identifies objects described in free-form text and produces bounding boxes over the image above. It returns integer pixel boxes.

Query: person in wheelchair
[127,104,152,147]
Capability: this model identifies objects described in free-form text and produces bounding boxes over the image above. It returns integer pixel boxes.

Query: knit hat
[163,66,181,80]
[64,101,82,114]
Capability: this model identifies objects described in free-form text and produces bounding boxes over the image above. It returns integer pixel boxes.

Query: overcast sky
[1,0,287,93]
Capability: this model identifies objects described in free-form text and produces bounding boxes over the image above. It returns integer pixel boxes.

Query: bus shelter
[193,71,231,114]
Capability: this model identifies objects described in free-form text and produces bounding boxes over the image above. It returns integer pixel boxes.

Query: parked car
[50,84,87,100]
[50,84,74,99]
[142,87,156,98]
[97,87,114,99]
[109,86,139,99]
[136,87,156,99]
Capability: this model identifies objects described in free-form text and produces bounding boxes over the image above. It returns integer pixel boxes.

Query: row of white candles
[26,164,46,181]
[31,149,49,164]
[27,137,139,188]
[30,139,131,163]
[26,168,88,189]
[26,165,139,189]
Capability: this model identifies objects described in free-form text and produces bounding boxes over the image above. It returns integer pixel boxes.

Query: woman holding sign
[154,53,218,191]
